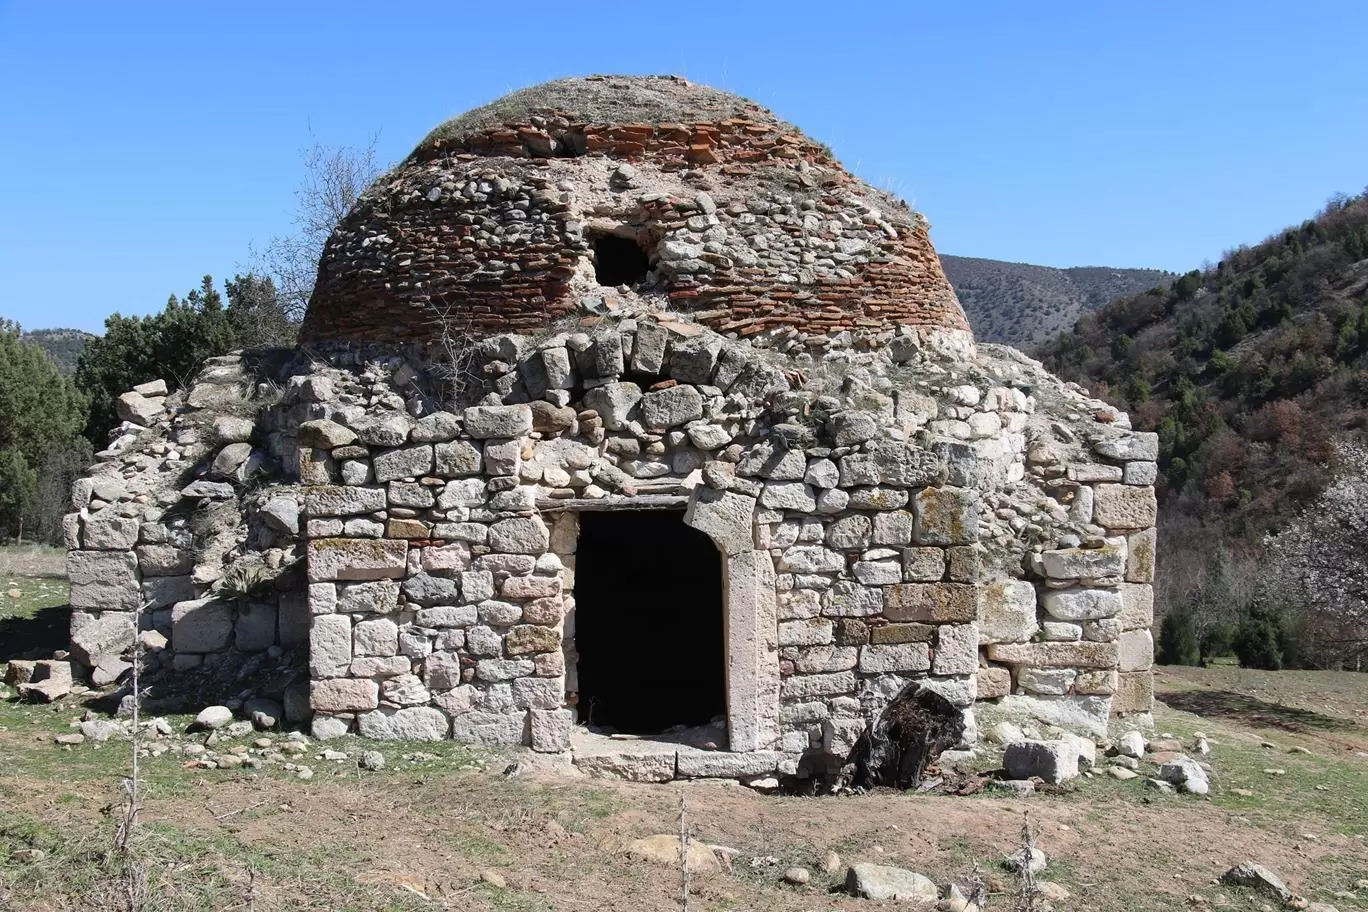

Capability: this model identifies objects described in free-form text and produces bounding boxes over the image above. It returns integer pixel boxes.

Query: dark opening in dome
[590,231,650,287]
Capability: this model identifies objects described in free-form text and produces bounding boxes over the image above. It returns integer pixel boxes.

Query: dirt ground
[1,553,1365,911]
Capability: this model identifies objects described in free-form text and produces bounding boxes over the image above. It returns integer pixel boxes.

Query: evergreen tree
[1233,601,1298,670]
[0,321,89,540]
[1157,603,1201,666]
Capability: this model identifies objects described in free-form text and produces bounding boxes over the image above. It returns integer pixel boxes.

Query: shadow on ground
[0,603,72,664]
[1160,689,1352,735]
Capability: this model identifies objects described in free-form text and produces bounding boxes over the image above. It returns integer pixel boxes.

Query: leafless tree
[250,133,384,321]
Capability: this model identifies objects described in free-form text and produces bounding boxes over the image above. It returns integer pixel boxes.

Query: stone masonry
[64,76,1156,778]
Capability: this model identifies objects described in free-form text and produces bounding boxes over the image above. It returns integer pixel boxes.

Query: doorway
[573,510,725,735]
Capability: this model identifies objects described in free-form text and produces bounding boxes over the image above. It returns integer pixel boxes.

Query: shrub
[1157,603,1201,666]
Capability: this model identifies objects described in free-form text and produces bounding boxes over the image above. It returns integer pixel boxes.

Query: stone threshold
[565,728,795,783]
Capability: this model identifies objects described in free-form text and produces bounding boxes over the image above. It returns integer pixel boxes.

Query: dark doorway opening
[589,232,650,287]
[574,510,725,735]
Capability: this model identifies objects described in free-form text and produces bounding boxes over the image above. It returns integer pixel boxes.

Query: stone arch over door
[683,486,780,752]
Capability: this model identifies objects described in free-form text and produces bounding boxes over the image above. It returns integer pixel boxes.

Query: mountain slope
[940,255,1174,348]
[1039,191,1368,617]
[21,328,94,376]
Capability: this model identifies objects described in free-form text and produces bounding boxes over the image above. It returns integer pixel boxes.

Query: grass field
[1,546,1365,911]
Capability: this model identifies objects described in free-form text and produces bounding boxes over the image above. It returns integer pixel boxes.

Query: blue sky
[2,1,1365,333]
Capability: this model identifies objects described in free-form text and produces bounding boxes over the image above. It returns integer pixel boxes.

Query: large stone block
[171,597,233,653]
[978,693,1112,738]
[985,640,1118,668]
[1092,484,1158,530]
[67,550,141,611]
[307,538,408,582]
[372,445,434,483]
[1004,739,1081,784]
[779,670,857,699]
[838,441,942,488]
[309,614,352,677]
[1040,542,1125,579]
[311,678,380,713]
[911,487,979,545]
[488,516,549,554]
[1041,587,1122,621]
[884,583,977,622]
[1118,629,1154,672]
[69,610,136,665]
[1125,528,1157,582]
[977,579,1039,644]
[135,544,193,577]
[684,488,756,555]
[354,618,399,657]
[1113,670,1154,713]
[463,404,532,439]
[641,385,704,429]
[933,623,978,675]
[1119,583,1154,631]
[434,439,483,476]
[1091,431,1159,461]
[304,485,386,517]
[358,706,450,740]
[234,602,277,652]
[450,710,528,746]
[530,709,574,752]
[858,643,931,673]
[81,514,140,550]
[581,383,641,431]
[337,579,400,614]
[976,665,1012,699]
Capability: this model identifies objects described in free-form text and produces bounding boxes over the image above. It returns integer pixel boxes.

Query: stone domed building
[64,76,1156,778]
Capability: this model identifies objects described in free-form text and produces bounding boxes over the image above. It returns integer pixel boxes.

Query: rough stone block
[641,385,704,428]
[530,709,574,751]
[506,625,561,655]
[676,751,784,778]
[1118,628,1154,672]
[1113,670,1154,713]
[902,547,945,581]
[307,538,408,582]
[488,516,549,554]
[450,710,528,746]
[779,618,834,646]
[304,485,386,517]
[311,677,379,713]
[977,579,1039,644]
[683,488,756,555]
[911,487,979,545]
[171,597,233,653]
[581,383,641,431]
[434,440,482,476]
[1119,583,1154,631]
[1003,739,1081,783]
[512,675,564,709]
[933,623,978,675]
[1091,431,1159,461]
[354,618,399,657]
[985,641,1118,668]
[135,544,193,577]
[69,610,136,665]
[791,645,858,673]
[1042,587,1122,621]
[358,706,449,740]
[976,665,1012,699]
[81,514,140,550]
[779,670,857,699]
[234,602,277,652]
[575,750,675,782]
[1018,667,1076,695]
[858,642,931,673]
[309,614,352,677]
[1126,528,1157,583]
[1092,483,1158,530]
[884,583,977,622]
[67,550,141,611]
[869,622,934,644]
[1040,543,1125,579]
[463,404,532,439]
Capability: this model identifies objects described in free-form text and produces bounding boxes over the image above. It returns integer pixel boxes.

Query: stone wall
[283,314,1157,758]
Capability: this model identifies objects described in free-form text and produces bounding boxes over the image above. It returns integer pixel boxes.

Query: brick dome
[300,74,969,345]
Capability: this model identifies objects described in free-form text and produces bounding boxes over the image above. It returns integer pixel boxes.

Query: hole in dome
[589,231,651,288]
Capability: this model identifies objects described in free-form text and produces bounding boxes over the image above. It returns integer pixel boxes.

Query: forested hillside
[21,328,93,376]
[1041,191,1368,661]
[940,255,1173,347]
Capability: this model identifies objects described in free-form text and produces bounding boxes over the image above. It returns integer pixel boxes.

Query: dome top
[415,74,799,154]
[301,75,970,347]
